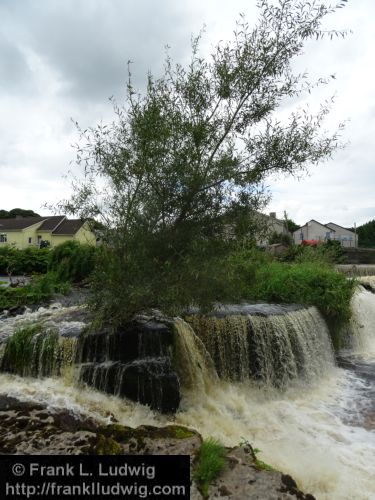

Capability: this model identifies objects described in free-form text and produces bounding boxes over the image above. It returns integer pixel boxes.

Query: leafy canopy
[357,220,375,248]
[61,0,348,323]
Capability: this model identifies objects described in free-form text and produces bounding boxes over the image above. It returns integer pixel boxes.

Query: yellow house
[0,216,97,249]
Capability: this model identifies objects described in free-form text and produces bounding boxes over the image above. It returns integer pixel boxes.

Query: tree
[282,211,300,233]
[61,0,348,324]
[0,208,40,218]
[357,220,375,248]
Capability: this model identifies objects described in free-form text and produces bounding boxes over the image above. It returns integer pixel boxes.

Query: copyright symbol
[12,463,25,476]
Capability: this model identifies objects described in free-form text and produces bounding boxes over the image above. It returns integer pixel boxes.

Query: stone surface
[77,316,181,413]
[208,446,315,500]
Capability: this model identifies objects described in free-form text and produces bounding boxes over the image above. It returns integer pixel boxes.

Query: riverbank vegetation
[239,258,355,326]
[0,241,95,312]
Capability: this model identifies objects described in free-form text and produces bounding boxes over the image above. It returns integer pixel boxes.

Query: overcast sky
[0,0,373,227]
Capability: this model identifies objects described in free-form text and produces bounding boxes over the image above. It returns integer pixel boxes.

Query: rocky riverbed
[0,392,314,499]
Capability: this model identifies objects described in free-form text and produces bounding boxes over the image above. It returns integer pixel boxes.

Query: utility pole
[354,222,357,248]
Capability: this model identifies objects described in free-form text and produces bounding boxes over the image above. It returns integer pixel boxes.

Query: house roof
[0,216,86,235]
[52,219,85,235]
[0,217,46,230]
[38,216,66,231]
[325,222,355,234]
[293,219,336,234]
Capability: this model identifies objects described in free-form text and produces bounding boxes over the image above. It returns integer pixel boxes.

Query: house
[0,215,97,249]
[256,212,291,247]
[325,222,358,247]
[293,220,357,248]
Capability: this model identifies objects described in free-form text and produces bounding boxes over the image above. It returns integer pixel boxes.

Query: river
[0,279,374,499]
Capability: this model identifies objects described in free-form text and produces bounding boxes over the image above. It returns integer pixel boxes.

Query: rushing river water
[0,280,375,499]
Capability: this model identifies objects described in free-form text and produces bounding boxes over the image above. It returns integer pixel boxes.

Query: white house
[293,219,357,247]
[325,222,358,247]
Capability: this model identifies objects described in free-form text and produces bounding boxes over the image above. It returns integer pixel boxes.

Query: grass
[1,324,43,375]
[230,252,357,346]
[1,323,61,377]
[194,438,227,497]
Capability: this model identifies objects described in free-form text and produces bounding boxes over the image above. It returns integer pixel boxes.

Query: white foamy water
[1,366,374,499]
[0,285,375,499]
[0,303,87,341]
[345,280,375,357]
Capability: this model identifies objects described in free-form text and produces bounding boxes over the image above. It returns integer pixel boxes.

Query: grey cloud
[0,32,34,93]
[1,0,199,102]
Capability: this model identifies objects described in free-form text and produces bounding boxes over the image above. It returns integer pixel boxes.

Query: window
[28,237,32,244]
[0,234,7,243]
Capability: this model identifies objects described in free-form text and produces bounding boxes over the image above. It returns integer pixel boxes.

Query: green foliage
[284,218,300,234]
[0,208,40,218]
[280,239,345,264]
[0,246,49,275]
[268,231,293,246]
[1,324,43,375]
[1,324,60,377]
[238,259,355,327]
[0,273,70,311]
[89,238,245,324]
[49,241,96,283]
[194,438,227,497]
[61,1,347,321]
[357,219,375,248]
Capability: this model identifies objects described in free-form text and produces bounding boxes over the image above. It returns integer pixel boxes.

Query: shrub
[279,239,345,264]
[49,241,96,283]
[242,260,356,326]
[0,247,49,275]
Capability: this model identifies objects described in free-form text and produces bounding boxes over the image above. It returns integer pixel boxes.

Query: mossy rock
[95,434,122,455]
[98,423,197,443]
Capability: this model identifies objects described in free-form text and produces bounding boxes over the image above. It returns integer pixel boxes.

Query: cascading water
[186,305,334,388]
[173,318,218,391]
[1,287,375,499]
[337,264,375,277]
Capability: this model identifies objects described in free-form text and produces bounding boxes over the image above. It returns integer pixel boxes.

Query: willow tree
[63,0,348,323]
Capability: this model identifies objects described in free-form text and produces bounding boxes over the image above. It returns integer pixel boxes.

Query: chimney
[269,212,276,219]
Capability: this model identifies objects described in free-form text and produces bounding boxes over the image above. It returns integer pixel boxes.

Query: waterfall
[337,264,375,277]
[173,318,218,391]
[342,282,375,358]
[186,305,334,389]
[76,319,181,413]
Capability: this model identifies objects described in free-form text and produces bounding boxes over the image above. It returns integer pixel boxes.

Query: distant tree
[61,0,348,323]
[282,211,300,234]
[7,208,40,218]
[357,220,375,248]
[284,219,300,234]
[0,208,40,218]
